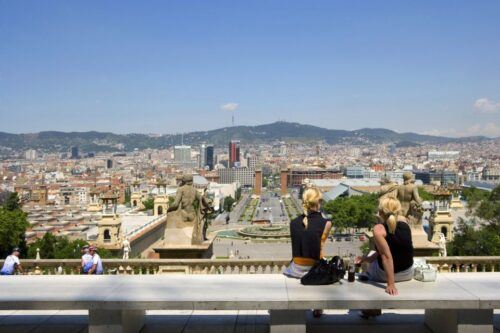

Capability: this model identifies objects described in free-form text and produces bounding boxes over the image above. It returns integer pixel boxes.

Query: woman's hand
[385,284,398,296]
[354,256,363,265]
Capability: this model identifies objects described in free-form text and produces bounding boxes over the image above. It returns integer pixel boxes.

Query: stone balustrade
[425,256,499,273]
[0,256,498,275]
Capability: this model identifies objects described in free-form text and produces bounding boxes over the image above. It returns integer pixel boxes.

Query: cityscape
[0,1,499,333]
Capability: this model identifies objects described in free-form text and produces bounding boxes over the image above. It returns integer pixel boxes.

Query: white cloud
[220,102,239,112]
[425,122,500,138]
[474,97,500,114]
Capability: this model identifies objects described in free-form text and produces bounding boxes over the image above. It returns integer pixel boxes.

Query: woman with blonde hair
[357,197,414,299]
[284,187,332,279]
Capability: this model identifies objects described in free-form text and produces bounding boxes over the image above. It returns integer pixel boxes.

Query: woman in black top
[356,197,414,296]
[284,187,332,278]
[284,187,332,319]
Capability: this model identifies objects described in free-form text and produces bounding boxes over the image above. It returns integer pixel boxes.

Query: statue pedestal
[152,210,214,259]
[411,225,440,257]
[366,225,440,257]
[153,241,214,259]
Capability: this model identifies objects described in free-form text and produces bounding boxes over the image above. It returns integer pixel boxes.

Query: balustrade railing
[0,257,498,275]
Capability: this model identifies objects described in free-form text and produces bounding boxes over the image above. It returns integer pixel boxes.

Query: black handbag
[300,256,346,285]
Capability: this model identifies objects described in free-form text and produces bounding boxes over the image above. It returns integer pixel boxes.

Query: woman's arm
[373,224,398,296]
[320,221,332,258]
[355,250,378,265]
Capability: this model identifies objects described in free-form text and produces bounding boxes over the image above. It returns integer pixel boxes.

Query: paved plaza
[213,237,364,259]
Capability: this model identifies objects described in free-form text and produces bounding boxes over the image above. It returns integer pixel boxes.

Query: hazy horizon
[1,1,499,137]
[1,120,498,139]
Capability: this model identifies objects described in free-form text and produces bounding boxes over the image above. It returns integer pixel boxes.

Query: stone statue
[397,171,424,226]
[166,174,213,245]
[379,175,398,199]
[201,189,214,241]
[438,232,447,257]
[122,238,131,260]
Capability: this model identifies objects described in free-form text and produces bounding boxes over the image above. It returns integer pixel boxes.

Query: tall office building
[71,146,79,159]
[199,144,207,169]
[229,140,240,168]
[174,145,192,165]
[25,149,37,160]
[206,145,214,170]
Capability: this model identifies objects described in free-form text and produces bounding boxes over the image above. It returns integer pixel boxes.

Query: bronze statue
[396,171,423,226]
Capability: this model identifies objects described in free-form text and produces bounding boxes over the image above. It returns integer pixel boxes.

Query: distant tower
[280,168,289,197]
[97,189,122,247]
[229,140,240,168]
[154,176,169,216]
[254,169,262,197]
[199,144,207,169]
[71,146,79,159]
[430,188,454,242]
[130,180,144,210]
[206,145,214,170]
[87,187,102,213]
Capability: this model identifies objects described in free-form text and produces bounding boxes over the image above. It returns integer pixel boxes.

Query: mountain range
[0,121,493,153]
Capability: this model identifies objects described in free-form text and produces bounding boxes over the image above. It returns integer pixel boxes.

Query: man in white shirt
[1,248,23,275]
[81,245,93,274]
[88,246,104,275]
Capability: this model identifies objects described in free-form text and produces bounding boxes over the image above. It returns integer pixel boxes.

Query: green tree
[142,198,155,210]
[124,187,131,205]
[28,234,115,259]
[235,187,242,201]
[447,218,500,256]
[461,187,490,212]
[2,192,21,211]
[0,208,29,257]
[418,187,435,201]
[474,186,500,226]
[0,192,28,257]
[447,185,500,255]
[323,194,378,230]
[223,196,235,212]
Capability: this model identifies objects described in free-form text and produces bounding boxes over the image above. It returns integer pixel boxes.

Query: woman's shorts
[283,261,312,279]
[365,260,414,283]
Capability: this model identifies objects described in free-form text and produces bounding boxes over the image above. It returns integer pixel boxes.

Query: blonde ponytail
[378,197,401,234]
[301,188,323,229]
[302,203,310,229]
[386,213,397,234]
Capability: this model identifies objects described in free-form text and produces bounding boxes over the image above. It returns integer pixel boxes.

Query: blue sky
[1,1,499,136]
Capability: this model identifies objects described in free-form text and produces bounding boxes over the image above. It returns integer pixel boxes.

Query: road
[254,192,289,223]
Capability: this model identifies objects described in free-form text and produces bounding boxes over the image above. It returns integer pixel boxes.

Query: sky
[1,1,499,137]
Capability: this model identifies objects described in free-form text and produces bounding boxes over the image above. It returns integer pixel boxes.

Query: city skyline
[1,1,499,136]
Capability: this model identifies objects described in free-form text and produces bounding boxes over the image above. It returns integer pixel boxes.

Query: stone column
[425,309,493,333]
[89,309,145,333]
[270,310,306,333]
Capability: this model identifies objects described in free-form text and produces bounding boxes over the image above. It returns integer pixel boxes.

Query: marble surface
[0,273,498,311]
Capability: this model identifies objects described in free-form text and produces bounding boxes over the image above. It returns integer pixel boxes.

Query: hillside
[0,121,492,152]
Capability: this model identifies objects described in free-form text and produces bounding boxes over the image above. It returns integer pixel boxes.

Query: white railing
[2,256,498,275]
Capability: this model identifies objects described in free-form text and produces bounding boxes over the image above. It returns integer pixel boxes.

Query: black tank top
[377,221,414,273]
[290,211,328,260]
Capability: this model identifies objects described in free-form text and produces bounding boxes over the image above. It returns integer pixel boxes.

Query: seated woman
[284,187,332,279]
[357,197,414,317]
